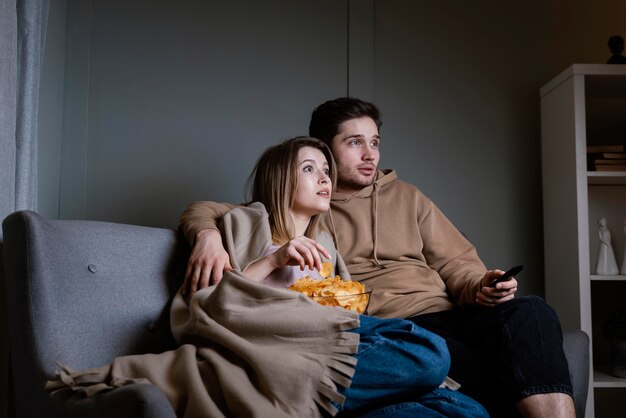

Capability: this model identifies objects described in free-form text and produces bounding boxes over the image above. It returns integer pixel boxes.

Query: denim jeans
[358,388,490,418]
[409,295,573,418]
[336,315,488,418]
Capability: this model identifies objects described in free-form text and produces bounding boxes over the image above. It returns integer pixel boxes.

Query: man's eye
[371,140,380,148]
[350,139,360,146]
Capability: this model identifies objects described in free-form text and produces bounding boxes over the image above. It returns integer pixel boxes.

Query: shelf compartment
[594,369,626,388]
[591,275,626,281]
[588,173,626,185]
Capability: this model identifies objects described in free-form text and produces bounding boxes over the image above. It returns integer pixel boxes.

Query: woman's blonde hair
[246,136,336,245]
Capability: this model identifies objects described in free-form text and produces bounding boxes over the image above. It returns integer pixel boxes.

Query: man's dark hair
[308,97,382,146]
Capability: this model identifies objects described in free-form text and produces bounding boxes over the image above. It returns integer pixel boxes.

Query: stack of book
[587,145,626,171]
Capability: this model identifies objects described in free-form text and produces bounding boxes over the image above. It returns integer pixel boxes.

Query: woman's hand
[183,229,232,300]
[244,236,331,282]
[475,269,518,306]
[270,236,331,271]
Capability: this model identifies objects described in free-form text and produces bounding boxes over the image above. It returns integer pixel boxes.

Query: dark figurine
[607,35,626,64]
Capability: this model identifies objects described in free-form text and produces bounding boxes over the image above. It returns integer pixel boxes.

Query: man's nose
[363,145,375,160]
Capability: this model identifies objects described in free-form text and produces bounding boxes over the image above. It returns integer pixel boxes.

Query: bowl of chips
[314,287,371,314]
[288,262,371,314]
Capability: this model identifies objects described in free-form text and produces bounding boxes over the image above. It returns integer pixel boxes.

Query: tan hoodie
[179,169,486,319]
[327,169,486,318]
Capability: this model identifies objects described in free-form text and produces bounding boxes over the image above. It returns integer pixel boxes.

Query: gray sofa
[1,210,590,417]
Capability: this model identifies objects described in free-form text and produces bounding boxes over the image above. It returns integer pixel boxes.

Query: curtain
[15,0,48,217]
[0,0,48,234]
[0,0,18,233]
[1,0,49,416]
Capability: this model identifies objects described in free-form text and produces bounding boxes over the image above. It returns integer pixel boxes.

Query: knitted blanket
[46,271,360,418]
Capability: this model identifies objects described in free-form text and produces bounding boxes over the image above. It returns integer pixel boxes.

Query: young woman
[216,136,487,418]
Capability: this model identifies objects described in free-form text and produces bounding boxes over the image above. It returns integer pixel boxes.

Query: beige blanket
[46,271,361,418]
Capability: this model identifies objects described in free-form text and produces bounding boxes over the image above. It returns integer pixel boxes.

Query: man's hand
[183,229,232,300]
[475,269,518,306]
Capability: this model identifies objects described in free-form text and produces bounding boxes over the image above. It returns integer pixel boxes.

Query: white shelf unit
[541,64,626,418]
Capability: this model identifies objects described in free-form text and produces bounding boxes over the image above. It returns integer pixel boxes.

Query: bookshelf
[541,64,626,417]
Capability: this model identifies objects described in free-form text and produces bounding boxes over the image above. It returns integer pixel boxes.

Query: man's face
[330,117,380,193]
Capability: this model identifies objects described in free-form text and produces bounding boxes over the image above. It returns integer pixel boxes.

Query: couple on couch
[49,97,574,418]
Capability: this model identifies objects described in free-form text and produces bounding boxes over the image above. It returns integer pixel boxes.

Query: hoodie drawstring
[328,209,340,253]
[331,170,395,270]
[371,182,385,269]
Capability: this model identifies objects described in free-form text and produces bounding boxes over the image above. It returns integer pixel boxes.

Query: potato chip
[319,261,333,278]
[288,265,370,314]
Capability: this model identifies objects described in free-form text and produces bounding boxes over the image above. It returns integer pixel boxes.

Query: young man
[179,98,575,418]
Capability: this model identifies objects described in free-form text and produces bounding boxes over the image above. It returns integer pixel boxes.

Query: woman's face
[290,146,331,220]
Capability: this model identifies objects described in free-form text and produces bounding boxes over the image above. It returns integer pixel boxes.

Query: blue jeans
[410,295,573,418]
[358,389,490,418]
[336,315,488,417]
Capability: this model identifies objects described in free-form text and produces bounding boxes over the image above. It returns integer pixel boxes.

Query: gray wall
[37,0,66,219]
[37,0,626,296]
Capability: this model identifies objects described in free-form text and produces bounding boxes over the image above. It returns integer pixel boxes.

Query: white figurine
[621,217,626,275]
[596,217,619,275]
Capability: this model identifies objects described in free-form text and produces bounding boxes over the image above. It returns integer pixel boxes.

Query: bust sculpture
[607,35,626,64]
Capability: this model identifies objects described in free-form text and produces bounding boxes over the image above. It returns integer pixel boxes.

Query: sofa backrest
[2,211,188,417]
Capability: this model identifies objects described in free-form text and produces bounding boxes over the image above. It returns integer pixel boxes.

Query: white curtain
[15,0,49,213]
[1,0,49,416]
[1,0,49,227]
[0,0,18,234]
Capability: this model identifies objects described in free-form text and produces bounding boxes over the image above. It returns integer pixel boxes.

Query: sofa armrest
[563,330,590,418]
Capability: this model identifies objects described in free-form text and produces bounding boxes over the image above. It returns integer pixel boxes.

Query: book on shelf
[586,146,626,171]
[587,152,626,160]
[591,164,626,172]
[590,159,626,165]
[587,144,626,154]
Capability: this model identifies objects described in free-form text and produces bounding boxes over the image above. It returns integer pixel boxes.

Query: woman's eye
[303,165,313,173]
[324,169,330,176]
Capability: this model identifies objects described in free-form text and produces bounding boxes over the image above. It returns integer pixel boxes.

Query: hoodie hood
[331,169,397,202]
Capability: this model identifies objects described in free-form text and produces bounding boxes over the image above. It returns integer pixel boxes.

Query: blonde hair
[246,136,336,245]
